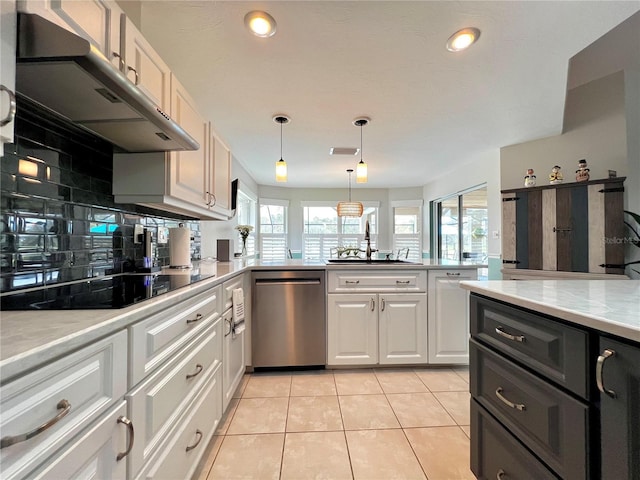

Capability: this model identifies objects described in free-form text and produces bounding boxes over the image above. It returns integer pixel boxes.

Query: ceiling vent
[330,147,359,156]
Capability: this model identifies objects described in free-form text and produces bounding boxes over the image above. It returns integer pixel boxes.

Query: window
[392,201,422,262]
[302,203,378,260]
[236,188,257,256]
[434,185,487,263]
[259,199,288,261]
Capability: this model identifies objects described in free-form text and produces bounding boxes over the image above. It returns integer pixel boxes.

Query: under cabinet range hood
[15,13,199,152]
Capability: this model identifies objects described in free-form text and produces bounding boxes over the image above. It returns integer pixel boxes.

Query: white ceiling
[137,1,640,189]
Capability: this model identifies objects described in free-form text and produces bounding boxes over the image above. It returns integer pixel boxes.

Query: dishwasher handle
[254,278,321,285]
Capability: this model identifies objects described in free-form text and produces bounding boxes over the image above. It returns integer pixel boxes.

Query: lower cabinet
[428,268,476,364]
[222,307,245,411]
[327,293,427,365]
[598,336,640,480]
[28,401,130,480]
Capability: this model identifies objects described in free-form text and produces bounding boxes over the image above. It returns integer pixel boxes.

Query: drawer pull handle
[496,469,506,479]
[495,388,526,411]
[345,280,360,285]
[187,313,204,324]
[0,399,71,449]
[116,416,135,461]
[186,429,203,452]
[370,297,375,311]
[495,326,525,343]
[381,298,386,311]
[596,349,617,398]
[0,85,17,127]
[446,272,461,276]
[224,318,233,337]
[127,65,139,85]
[396,280,411,284]
[186,364,204,380]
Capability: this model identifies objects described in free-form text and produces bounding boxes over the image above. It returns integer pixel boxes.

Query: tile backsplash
[0,97,201,293]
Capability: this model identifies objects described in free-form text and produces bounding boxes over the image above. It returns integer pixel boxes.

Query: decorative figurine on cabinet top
[576,159,590,182]
[524,168,537,187]
[549,165,564,184]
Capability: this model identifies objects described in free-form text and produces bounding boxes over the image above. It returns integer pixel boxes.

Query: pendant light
[337,169,363,217]
[353,117,369,183]
[273,115,290,182]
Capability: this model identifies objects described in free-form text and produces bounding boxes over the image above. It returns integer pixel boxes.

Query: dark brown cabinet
[501,177,625,275]
[598,336,640,480]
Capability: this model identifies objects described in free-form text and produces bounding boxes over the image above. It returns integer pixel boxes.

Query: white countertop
[460,280,640,342]
[1,258,479,382]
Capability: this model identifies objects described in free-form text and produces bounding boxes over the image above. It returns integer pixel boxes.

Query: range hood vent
[15,13,199,153]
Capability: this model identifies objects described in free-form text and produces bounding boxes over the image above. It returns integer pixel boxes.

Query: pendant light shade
[337,169,363,217]
[273,115,290,182]
[353,118,369,183]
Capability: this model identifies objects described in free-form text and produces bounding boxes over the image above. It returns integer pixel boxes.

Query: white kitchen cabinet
[427,268,477,364]
[127,319,222,479]
[28,401,130,480]
[121,15,170,112]
[0,330,127,480]
[17,0,123,70]
[209,127,232,215]
[327,269,428,366]
[1,0,17,156]
[221,275,246,410]
[327,293,378,365]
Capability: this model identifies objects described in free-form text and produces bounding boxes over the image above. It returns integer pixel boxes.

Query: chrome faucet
[363,220,377,261]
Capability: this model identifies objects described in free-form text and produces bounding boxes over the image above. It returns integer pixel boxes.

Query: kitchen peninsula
[461,280,640,479]
[0,259,478,480]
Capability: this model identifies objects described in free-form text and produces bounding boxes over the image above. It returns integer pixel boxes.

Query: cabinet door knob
[185,429,203,452]
[495,326,525,343]
[186,363,204,380]
[596,349,617,398]
[0,399,71,449]
[116,415,135,461]
[495,387,526,411]
[0,85,16,127]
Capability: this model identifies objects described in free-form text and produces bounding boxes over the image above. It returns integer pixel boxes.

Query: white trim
[301,200,381,208]
[259,198,290,207]
[391,199,423,208]
[237,181,257,201]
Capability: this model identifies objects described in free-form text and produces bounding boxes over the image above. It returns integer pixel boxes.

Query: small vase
[241,237,247,256]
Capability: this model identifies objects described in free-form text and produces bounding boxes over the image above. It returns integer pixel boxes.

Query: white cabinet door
[327,294,377,365]
[167,75,209,208]
[29,401,129,480]
[122,16,170,111]
[210,129,231,213]
[222,307,245,412]
[379,293,427,365]
[427,269,477,364]
[1,0,16,155]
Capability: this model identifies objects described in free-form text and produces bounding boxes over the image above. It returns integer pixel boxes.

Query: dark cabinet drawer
[471,339,590,479]
[470,294,590,398]
[471,400,558,480]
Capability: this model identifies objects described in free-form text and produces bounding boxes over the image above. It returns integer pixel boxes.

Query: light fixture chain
[280,120,283,159]
[360,124,363,161]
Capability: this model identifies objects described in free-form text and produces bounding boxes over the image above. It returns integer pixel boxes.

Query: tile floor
[195,367,473,480]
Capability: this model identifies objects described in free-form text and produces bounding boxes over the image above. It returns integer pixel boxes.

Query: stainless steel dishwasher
[252,270,326,368]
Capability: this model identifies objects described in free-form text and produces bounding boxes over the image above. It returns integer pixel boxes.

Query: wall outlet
[158,227,169,244]
[134,224,144,243]
[492,230,500,239]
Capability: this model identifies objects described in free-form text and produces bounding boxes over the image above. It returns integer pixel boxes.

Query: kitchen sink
[325,259,420,265]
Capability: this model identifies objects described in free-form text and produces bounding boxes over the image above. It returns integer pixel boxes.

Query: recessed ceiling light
[446,27,481,52]
[244,11,277,38]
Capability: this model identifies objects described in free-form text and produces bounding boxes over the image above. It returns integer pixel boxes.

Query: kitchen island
[461,279,639,480]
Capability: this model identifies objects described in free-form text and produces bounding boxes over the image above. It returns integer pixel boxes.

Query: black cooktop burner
[0,272,214,310]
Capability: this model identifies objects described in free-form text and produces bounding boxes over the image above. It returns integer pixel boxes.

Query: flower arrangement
[235,224,254,239]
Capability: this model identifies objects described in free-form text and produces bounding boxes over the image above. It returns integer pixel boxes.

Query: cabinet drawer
[29,401,129,480]
[471,339,589,480]
[129,285,221,386]
[127,319,221,479]
[222,274,244,310]
[327,270,426,292]
[137,364,222,480]
[0,330,127,480]
[471,400,558,480]
[470,294,589,398]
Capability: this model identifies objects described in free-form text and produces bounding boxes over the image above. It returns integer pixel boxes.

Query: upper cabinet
[210,126,232,214]
[501,177,626,277]
[1,0,17,156]
[121,16,170,112]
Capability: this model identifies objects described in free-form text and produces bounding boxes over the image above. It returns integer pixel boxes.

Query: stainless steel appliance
[252,270,326,368]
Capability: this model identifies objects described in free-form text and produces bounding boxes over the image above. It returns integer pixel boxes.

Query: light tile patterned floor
[196,367,474,480]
